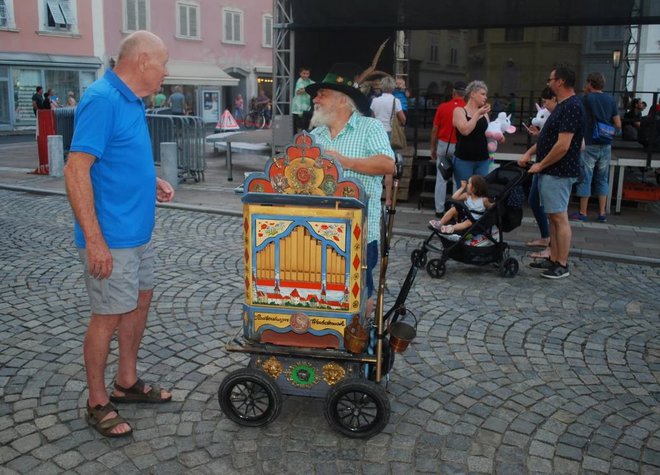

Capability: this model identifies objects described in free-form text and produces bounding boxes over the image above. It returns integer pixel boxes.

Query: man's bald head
[117,31,166,63]
[113,31,169,98]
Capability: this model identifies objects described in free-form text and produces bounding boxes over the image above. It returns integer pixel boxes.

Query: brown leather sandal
[86,401,133,438]
[110,378,172,404]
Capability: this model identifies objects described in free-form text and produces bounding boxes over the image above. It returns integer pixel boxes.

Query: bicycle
[244,104,271,129]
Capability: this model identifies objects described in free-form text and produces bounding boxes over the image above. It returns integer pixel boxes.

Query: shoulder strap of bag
[391,97,396,122]
[444,127,454,157]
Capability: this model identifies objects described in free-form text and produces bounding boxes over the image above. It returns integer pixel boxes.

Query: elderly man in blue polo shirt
[306,63,396,317]
[64,31,175,438]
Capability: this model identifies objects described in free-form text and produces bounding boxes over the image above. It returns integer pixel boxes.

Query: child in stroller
[429,175,493,236]
[411,162,528,278]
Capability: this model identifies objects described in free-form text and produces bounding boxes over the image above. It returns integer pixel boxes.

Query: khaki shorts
[78,241,154,315]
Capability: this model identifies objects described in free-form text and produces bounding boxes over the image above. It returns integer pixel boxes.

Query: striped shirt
[311,112,395,244]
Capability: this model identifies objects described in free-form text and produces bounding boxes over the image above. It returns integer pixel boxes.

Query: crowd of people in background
[32,86,77,114]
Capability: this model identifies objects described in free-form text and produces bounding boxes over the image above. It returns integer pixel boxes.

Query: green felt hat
[305,63,371,116]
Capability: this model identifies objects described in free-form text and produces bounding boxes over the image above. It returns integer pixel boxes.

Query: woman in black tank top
[452,80,492,186]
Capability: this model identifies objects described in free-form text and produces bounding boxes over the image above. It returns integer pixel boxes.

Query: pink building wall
[0,1,94,55]
[102,1,272,70]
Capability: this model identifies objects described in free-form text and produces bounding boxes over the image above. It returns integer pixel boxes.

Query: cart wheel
[426,259,446,278]
[410,249,427,268]
[218,368,282,427]
[499,257,519,278]
[324,378,390,439]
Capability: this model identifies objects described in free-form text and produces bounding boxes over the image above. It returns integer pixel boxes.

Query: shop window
[41,0,77,32]
[12,69,41,124]
[223,8,243,44]
[0,0,16,29]
[124,0,148,32]
[177,1,199,39]
[262,14,272,48]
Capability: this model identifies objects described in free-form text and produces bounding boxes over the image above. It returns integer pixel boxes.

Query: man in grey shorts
[64,31,175,438]
[527,65,584,279]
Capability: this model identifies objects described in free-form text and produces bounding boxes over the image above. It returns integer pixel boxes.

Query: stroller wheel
[426,259,446,278]
[499,257,519,278]
[410,249,427,268]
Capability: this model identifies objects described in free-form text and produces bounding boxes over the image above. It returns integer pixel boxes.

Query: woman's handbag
[437,129,455,181]
[390,98,407,150]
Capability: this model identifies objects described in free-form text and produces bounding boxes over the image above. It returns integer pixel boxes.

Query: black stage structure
[271,0,660,149]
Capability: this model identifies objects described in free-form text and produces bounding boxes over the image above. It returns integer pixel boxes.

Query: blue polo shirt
[70,69,156,249]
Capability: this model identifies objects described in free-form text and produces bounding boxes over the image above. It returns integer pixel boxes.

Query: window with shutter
[125,0,147,31]
[176,2,199,39]
[0,1,7,27]
[44,0,76,30]
[263,15,272,48]
[223,9,242,44]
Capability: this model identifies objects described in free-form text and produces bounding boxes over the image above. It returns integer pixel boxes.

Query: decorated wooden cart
[218,132,416,438]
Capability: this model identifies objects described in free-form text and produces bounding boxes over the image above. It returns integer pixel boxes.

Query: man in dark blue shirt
[528,66,584,279]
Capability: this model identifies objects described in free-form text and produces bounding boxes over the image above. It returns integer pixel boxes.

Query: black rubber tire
[324,378,390,439]
[426,258,446,278]
[218,368,282,427]
[499,257,519,278]
[410,249,427,268]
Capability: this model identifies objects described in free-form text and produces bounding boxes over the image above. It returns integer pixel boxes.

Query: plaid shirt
[311,112,395,244]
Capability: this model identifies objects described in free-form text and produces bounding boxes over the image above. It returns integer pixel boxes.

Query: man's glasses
[547,77,557,82]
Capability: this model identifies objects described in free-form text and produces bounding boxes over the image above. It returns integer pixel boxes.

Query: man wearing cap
[306,63,396,316]
[430,81,466,216]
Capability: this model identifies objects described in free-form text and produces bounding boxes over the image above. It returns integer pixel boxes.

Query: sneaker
[541,262,570,279]
[597,214,607,223]
[529,258,554,269]
[569,212,588,222]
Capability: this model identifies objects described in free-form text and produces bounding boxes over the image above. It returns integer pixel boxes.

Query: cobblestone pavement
[1,190,659,474]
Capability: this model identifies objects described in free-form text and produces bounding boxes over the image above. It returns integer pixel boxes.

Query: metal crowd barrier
[51,108,206,183]
[53,107,76,152]
[146,114,206,182]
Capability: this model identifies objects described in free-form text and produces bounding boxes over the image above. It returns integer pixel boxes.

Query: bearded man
[306,63,395,316]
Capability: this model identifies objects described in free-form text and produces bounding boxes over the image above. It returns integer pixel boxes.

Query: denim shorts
[452,157,490,190]
[575,145,611,197]
[78,241,154,315]
[538,174,576,214]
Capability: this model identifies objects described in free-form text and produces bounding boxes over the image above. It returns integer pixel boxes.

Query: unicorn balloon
[531,103,550,130]
[485,112,516,153]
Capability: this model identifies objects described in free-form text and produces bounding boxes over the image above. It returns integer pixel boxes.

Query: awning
[164,60,239,87]
[0,52,101,69]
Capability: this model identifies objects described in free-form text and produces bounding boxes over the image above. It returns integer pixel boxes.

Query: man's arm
[63,152,113,279]
[518,144,537,167]
[430,125,439,161]
[528,132,573,173]
[325,151,395,175]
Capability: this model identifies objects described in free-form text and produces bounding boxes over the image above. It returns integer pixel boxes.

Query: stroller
[411,162,529,278]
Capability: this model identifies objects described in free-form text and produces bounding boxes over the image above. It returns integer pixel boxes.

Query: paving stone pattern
[0,190,659,474]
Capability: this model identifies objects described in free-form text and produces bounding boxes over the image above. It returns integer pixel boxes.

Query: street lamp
[611,49,621,96]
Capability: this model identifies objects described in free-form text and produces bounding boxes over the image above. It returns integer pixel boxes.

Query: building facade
[0,0,100,130]
[0,0,273,130]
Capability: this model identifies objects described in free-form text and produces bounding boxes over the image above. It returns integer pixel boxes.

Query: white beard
[309,105,334,129]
